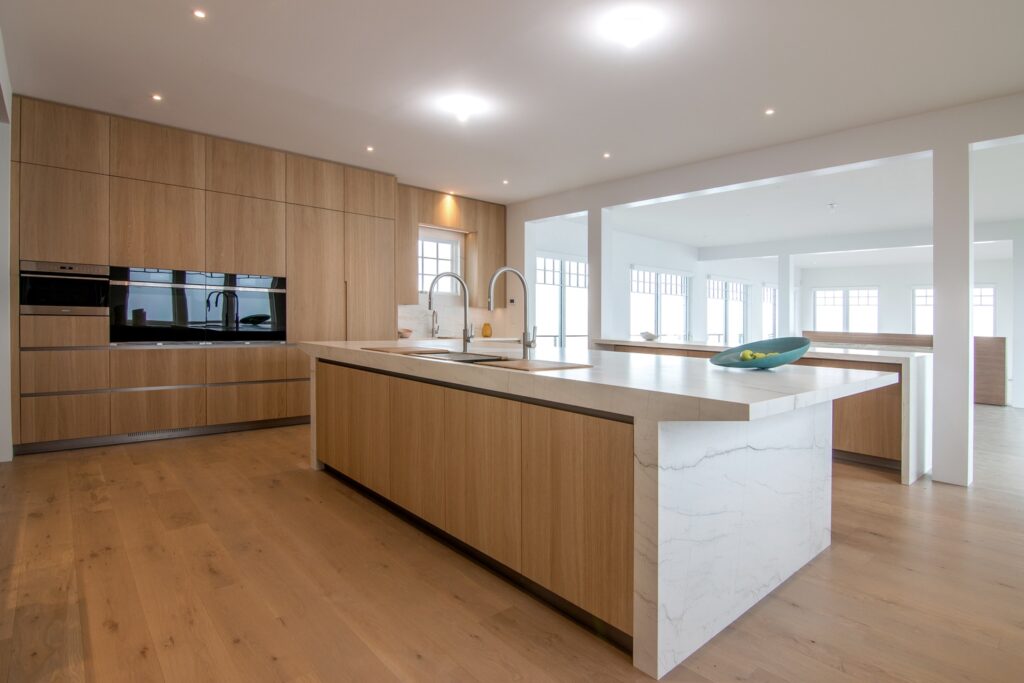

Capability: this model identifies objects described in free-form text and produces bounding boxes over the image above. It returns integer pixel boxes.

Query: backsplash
[398,292,517,340]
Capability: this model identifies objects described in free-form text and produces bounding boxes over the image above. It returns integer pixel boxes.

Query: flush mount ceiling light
[764,108,776,116]
[151,93,163,101]
[502,179,509,185]
[603,152,612,158]
[193,9,207,19]
[366,145,374,152]
[594,4,667,49]
[434,93,492,124]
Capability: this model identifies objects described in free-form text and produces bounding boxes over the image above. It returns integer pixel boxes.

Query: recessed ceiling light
[434,93,492,123]
[366,146,374,152]
[193,9,206,19]
[595,5,667,49]
[151,94,163,101]
[764,108,775,116]
[502,179,509,185]
[603,152,612,159]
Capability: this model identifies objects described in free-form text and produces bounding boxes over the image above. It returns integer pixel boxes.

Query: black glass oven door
[109,269,208,342]
[205,274,286,342]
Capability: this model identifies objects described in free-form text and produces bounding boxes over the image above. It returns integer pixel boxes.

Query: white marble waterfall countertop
[593,338,932,364]
[301,339,897,423]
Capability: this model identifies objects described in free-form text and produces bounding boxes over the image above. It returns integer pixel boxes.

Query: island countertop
[300,339,897,423]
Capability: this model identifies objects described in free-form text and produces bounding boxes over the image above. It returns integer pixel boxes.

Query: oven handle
[109,281,285,293]
[21,273,110,282]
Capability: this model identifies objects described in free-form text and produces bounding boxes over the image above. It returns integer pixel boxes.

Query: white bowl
[640,331,659,341]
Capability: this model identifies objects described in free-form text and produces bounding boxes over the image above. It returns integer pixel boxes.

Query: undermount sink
[421,352,505,363]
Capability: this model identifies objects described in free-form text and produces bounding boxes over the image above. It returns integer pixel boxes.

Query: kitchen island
[301,339,897,679]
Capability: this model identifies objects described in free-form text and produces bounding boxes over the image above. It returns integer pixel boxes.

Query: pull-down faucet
[427,272,473,352]
[488,266,535,360]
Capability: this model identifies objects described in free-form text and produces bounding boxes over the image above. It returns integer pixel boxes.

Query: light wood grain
[20,164,109,265]
[21,393,110,442]
[415,186,462,229]
[344,167,396,219]
[110,116,206,188]
[20,315,109,348]
[444,388,522,571]
[345,214,395,341]
[975,336,1007,406]
[395,184,420,304]
[315,363,390,495]
[205,136,286,201]
[20,349,110,393]
[285,379,311,417]
[521,405,634,634]
[285,205,346,343]
[205,191,286,275]
[803,330,933,347]
[206,346,288,384]
[10,162,20,444]
[10,95,19,161]
[286,154,345,211]
[207,382,288,425]
[465,201,506,308]
[286,345,311,379]
[20,98,109,174]
[111,387,207,434]
[111,348,207,388]
[110,176,205,270]
[388,377,446,528]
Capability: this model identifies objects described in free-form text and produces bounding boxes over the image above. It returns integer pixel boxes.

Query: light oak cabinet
[444,389,522,571]
[344,166,396,219]
[286,345,311,379]
[205,137,286,201]
[315,363,390,495]
[285,205,346,343]
[20,164,109,265]
[111,348,207,388]
[20,349,110,393]
[285,380,311,417]
[464,201,507,309]
[521,405,634,634]
[111,387,207,434]
[110,117,205,188]
[388,378,447,528]
[286,154,345,211]
[345,214,395,341]
[21,393,110,443]
[110,177,205,270]
[207,382,288,425]
[206,345,288,384]
[206,191,286,276]
[20,315,109,348]
[20,98,109,174]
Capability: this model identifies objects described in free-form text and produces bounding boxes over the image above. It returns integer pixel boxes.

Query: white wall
[524,215,588,325]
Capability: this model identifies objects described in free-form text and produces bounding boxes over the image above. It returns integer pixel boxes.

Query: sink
[423,352,505,363]
[361,346,450,355]
[476,359,593,372]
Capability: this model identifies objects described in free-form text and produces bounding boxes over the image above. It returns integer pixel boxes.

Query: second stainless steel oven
[19,261,110,316]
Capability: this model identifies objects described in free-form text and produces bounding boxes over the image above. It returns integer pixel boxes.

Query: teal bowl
[709,337,811,370]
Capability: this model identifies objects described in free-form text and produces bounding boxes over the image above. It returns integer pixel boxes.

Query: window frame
[417,226,465,294]
[761,285,779,340]
[628,265,692,341]
[706,276,748,346]
[536,253,589,348]
[812,286,880,333]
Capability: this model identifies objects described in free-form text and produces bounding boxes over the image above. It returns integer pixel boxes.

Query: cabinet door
[206,192,286,276]
[207,382,288,425]
[315,363,390,495]
[110,117,205,188]
[521,405,634,634]
[20,315,109,348]
[21,98,109,174]
[110,348,207,388]
[345,214,395,341]
[389,377,446,528]
[205,137,286,201]
[20,165,109,265]
[110,177,205,270]
[344,167,396,219]
[22,394,110,443]
[286,154,345,211]
[465,201,506,308]
[286,205,346,342]
[206,346,288,384]
[111,387,206,434]
[21,350,110,393]
[285,379,310,417]
[444,388,522,571]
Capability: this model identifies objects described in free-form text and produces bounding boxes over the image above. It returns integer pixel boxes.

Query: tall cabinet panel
[344,167,396,219]
[286,205,346,343]
[389,377,446,528]
[344,214,395,341]
[206,192,286,275]
[205,137,286,201]
[110,177,205,270]
[286,154,345,211]
[20,164,109,265]
[20,98,109,174]
[110,117,206,188]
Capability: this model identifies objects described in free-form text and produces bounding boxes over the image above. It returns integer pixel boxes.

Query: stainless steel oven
[19,261,110,316]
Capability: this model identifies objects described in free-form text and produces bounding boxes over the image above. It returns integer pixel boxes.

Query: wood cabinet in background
[207,382,288,425]
[389,378,447,528]
[315,363,390,495]
[206,345,288,384]
[345,214,395,341]
[20,315,109,348]
[21,350,110,394]
[110,348,207,388]
[20,98,109,174]
[110,177,205,270]
[111,387,207,434]
[286,154,345,211]
[206,191,286,275]
[205,136,286,201]
[21,393,110,443]
[465,201,507,309]
[286,345,311,379]
[344,166,396,219]
[20,164,109,265]
[285,380,311,417]
[444,389,522,571]
[286,205,346,343]
[110,117,205,188]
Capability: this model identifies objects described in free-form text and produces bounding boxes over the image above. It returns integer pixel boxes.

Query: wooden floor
[1,407,1022,682]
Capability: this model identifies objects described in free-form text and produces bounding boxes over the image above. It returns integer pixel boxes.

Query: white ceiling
[604,140,1024,246]
[2,1,1024,204]
[792,241,1012,269]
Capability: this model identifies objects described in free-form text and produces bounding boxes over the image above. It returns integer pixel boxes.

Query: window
[629,267,690,341]
[536,256,588,348]
[913,287,933,335]
[974,287,996,337]
[762,286,778,340]
[813,288,878,333]
[706,278,746,346]
[417,228,463,294]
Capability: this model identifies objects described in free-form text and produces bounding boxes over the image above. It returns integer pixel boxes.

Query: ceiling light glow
[502,179,509,185]
[434,93,492,123]
[595,4,667,49]
[764,108,775,116]
[151,94,163,101]
[603,152,612,158]
[193,9,206,19]
[366,146,374,152]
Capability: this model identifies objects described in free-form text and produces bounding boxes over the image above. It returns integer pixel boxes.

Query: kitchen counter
[302,339,896,679]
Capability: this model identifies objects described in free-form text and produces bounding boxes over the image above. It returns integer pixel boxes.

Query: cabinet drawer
[286,346,310,379]
[111,387,206,434]
[21,350,110,393]
[285,379,311,417]
[207,382,288,425]
[21,393,110,443]
[206,346,288,383]
[20,315,109,348]
[110,348,207,388]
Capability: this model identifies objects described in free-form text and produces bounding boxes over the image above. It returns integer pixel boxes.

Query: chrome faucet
[487,266,535,360]
[427,272,473,352]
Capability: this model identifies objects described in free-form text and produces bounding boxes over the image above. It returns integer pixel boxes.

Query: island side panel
[632,417,661,677]
[310,355,322,470]
[647,402,833,679]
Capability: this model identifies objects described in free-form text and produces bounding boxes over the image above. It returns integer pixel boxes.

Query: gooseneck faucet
[427,272,473,352]
[487,266,535,360]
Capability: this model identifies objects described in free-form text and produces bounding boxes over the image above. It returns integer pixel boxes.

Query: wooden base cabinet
[21,394,110,443]
[111,387,206,434]
[388,378,447,528]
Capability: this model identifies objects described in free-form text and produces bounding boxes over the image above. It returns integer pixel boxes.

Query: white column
[587,208,602,344]
[1014,236,1024,408]
[778,254,795,336]
[747,284,764,342]
[690,273,708,342]
[932,144,974,486]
